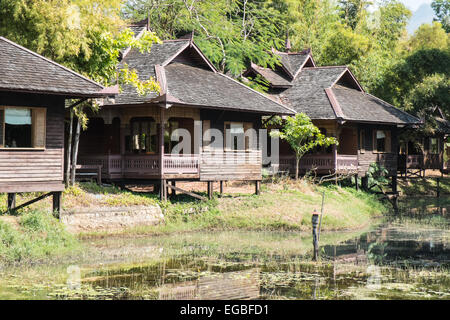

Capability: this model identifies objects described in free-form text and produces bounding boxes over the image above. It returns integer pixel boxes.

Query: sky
[399,0,432,12]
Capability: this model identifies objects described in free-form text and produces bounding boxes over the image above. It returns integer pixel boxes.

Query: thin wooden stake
[318,191,325,241]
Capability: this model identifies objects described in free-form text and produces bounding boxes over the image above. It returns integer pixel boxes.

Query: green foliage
[404,74,450,133]
[0,0,161,93]
[409,22,449,52]
[124,0,285,76]
[0,211,80,264]
[432,0,450,33]
[366,163,389,189]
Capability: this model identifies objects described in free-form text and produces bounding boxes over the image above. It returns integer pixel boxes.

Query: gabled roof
[0,37,107,97]
[280,66,420,125]
[274,49,315,79]
[108,38,294,115]
[244,48,316,88]
[247,62,292,88]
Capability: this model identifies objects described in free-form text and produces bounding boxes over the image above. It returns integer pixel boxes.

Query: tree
[432,0,450,32]
[408,22,449,52]
[270,113,338,179]
[123,0,285,76]
[404,73,450,133]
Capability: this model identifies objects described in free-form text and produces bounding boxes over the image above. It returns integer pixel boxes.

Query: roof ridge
[302,65,347,69]
[216,72,296,114]
[0,36,104,90]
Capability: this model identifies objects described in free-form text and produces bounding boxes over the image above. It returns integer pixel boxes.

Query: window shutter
[386,130,391,153]
[32,108,46,148]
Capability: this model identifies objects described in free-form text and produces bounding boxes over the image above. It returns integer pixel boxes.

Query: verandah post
[52,191,62,215]
[159,105,166,201]
[7,193,16,211]
[255,180,261,195]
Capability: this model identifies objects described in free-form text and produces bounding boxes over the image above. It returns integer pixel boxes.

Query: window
[0,106,46,149]
[430,137,439,154]
[360,129,365,153]
[373,130,391,153]
[128,118,157,154]
[224,122,254,150]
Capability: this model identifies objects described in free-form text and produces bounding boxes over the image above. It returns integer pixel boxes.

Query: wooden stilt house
[77,31,294,200]
[0,37,113,212]
[244,47,420,188]
[398,107,450,177]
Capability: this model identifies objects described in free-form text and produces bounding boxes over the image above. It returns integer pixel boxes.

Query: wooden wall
[357,123,398,176]
[0,92,65,193]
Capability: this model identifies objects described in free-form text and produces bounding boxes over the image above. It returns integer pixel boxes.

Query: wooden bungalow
[244,47,420,188]
[0,37,113,212]
[398,107,450,177]
[77,31,294,200]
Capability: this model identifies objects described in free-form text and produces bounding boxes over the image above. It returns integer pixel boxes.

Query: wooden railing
[277,154,358,173]
[164,154,200,174]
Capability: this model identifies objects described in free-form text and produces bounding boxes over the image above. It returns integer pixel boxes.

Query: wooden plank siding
[0,92,65,193]
[357,123,398,176]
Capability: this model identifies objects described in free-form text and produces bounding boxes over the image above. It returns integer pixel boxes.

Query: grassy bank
[0,179,389,263]
[81,179,389,237]
[0,211,80,265]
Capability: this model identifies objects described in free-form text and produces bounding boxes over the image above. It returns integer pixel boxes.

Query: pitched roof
[332,85,420,124]
[248,63,292,87]
[280,67,347,120]
[280,66,420,125]
[0,37,106,97]
[109,39,294,115]
[276,50,312,78]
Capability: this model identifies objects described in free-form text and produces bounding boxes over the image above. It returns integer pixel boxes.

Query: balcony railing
[278,154,358,173]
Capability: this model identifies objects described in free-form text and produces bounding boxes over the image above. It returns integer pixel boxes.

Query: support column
[52,191,62,214]
[391,175,398,194]
[355,174,359,191]
[207,181,213,200]
[7,193,16,211]
[255,180,261,195]
[361,176,369,191]
[160,179,166,201]
[160,105,165,186]
[171,181,176,197]
[219,181,224,195]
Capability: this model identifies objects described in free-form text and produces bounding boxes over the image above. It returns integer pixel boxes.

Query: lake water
[0,199,449,300]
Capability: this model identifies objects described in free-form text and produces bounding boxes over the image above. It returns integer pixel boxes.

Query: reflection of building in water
[158,268,260,300]
[332,249,369,277]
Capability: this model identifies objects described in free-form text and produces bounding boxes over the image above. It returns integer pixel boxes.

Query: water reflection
[0,200,449,300]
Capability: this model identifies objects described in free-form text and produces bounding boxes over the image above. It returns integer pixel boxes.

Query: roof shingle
[0,37,104,97]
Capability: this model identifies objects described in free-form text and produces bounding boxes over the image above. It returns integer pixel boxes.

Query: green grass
[82,180,389,237]
[0,210,81,265]
[398,177,450,196]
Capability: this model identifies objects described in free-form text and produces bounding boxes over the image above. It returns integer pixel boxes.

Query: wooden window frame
[128,117,157,154]
[0,106,46,150]
[360,129,365,154]
[224,121,253,151]
[373,129,391,154]
[429,137,439,155]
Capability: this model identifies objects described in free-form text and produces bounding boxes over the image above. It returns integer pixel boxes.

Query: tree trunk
[65,109,74,187]
[295,156,300,180]
[70,117,81,186]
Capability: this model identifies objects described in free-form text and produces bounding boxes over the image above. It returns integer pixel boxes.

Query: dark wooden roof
[0,37,106,97]
[332,85,420,124]
[276,50,312,78]
[248,63,292,87]
[279,66,420,125]
[108,39,294,115]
